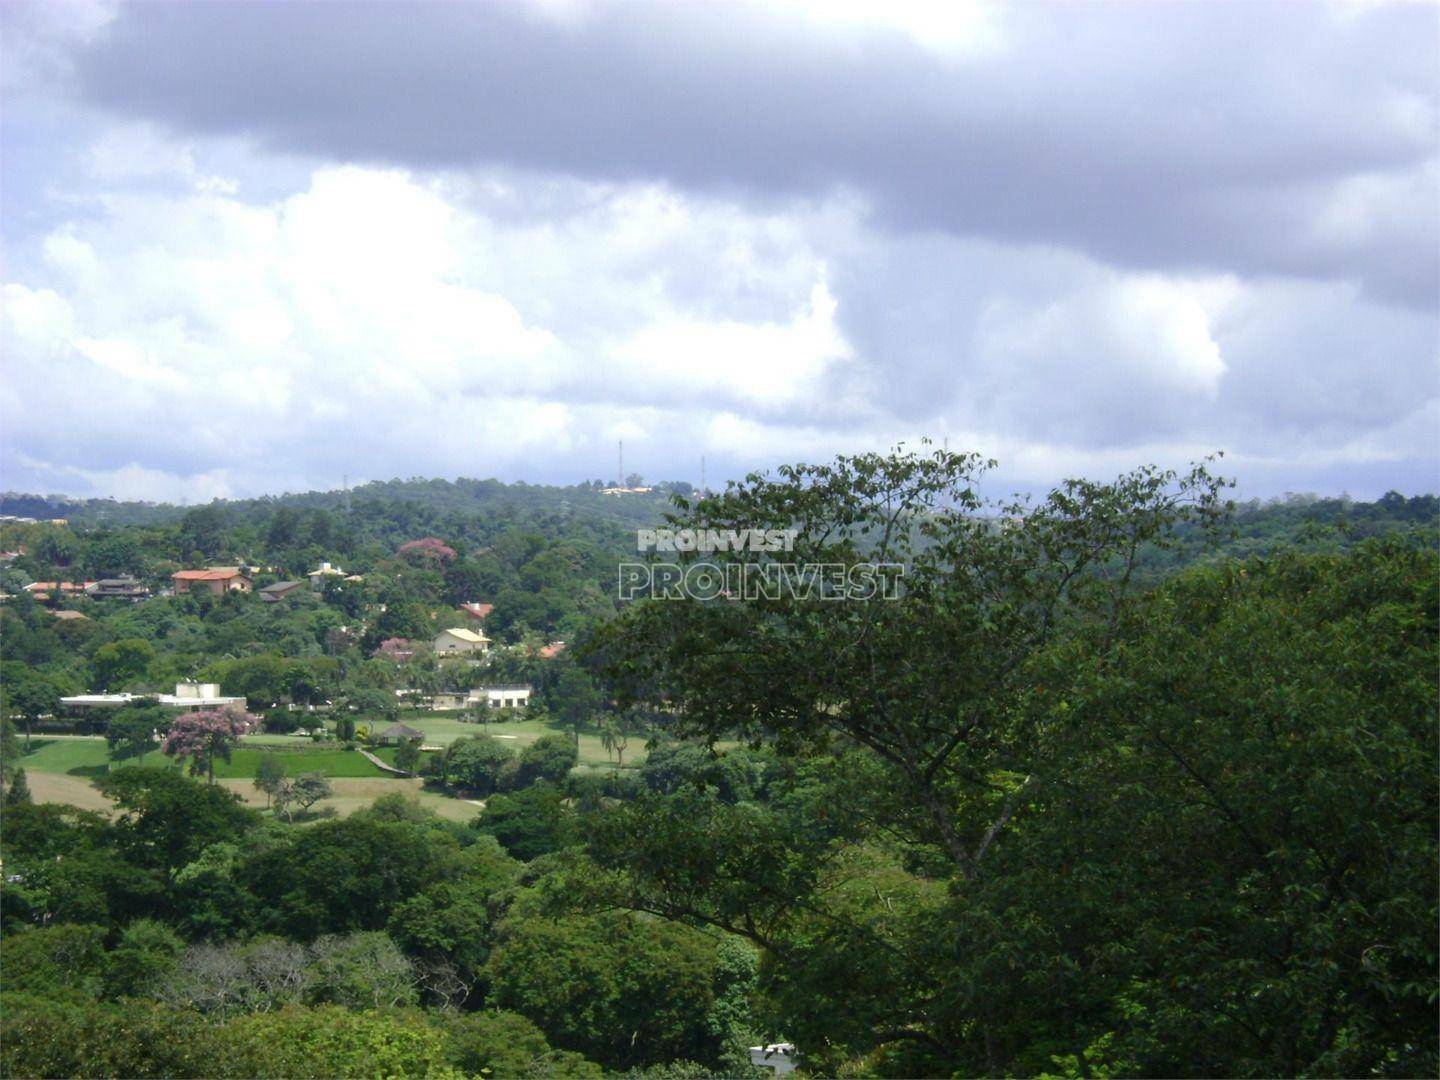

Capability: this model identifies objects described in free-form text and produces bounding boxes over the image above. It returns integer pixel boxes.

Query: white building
[749,1044,797,1075]
[60,682,247,711]
[433,626,491,658]
[307,561,347,588]
[466,685,531,710]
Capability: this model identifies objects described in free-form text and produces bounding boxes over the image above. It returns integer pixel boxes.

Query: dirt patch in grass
[216,777,481,823]
[20,764,478,824]
[26,771,114,813]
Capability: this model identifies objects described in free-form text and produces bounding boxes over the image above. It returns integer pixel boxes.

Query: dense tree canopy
[1,462,1435,1078]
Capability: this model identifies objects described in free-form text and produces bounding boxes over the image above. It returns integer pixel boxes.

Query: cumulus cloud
[0,2,1434,501]
[974,274,1236,446]
[4,152,1432,500]
[46,0,1439,306]
[0,163,871,494]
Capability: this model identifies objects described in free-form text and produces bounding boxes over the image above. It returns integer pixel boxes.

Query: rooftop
[438,627,488,644]
[378,722,426,741]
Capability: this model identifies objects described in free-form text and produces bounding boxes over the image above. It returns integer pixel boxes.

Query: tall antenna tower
[617,440,624,486]
[700,455,707,496]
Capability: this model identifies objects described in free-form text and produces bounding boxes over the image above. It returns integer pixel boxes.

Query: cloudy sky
[1,1,1435,502]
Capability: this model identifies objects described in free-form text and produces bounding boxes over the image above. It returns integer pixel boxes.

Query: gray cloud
[0,1,1435,503]
[65,1,1439,307]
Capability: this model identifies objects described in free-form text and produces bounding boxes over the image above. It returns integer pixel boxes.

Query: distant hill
[3,481,1434,575]
[0,476,685,529]
[1127,491,1439,581]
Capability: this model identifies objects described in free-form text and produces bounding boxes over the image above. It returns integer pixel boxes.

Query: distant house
[537,640,567,659]
[466,684,531,710]
[433,627,490,659]
[259,580,305,603]
[86,576,150,601]
[307,561,346,588]
[459,601,494,622]
[173,569,252,595]
[51,609,90,622]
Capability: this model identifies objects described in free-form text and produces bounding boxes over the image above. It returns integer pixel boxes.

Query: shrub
[0,994,216,1078]
[214,1004,455,1078]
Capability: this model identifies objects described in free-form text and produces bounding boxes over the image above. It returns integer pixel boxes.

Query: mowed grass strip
[15,737,112,775]
[18,738,393,780]
[211,748,391,779]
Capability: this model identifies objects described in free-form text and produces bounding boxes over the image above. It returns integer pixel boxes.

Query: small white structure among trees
[749,1043,797,1075]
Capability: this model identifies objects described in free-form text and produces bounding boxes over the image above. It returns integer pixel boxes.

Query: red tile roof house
[173,569,253,595]
[459,602,494,621]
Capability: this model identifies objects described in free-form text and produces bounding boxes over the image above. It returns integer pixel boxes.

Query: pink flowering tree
[162,705,257,784]
[397,537,457,565]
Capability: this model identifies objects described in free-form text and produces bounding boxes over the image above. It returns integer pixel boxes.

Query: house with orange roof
[173,568,253,595]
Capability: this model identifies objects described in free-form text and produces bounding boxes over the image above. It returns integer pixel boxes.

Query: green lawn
[18,736,486,821]
[17,719,648,792]
[16,737,112,776]
[390,712,645,768]
[244,733,320,747]
[19,736,395,780]
[210,748,392,779]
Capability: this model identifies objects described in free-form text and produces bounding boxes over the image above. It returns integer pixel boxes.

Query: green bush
[214,1004,457,1078]
[0,993,216,1078]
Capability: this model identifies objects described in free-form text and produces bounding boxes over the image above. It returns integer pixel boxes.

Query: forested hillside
[0,475,682,529]
[1,453,1435,1078]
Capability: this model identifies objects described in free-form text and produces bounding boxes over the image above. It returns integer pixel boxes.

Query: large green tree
[446,735,516,796]
[581,448,1436,1074]
[91,638,156,691]
[487,912,719,1069]
[593,446,1230,883]
[96,767,257,876]
[105,700,167,763]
